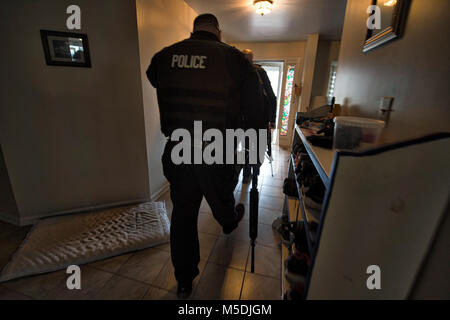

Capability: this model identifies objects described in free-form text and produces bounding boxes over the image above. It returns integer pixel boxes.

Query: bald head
[193,14,221,40]
[243,49,254,63]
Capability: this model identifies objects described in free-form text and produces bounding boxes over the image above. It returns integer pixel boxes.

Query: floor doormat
[0,202,170,283]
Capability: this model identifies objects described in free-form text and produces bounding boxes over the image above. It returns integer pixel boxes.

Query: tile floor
[0,145,290,300]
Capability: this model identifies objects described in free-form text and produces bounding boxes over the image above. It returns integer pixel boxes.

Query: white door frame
[254,60,284,145]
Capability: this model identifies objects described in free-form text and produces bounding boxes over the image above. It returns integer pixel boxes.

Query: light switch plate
[380,96,394,111]
[379,97,394,125]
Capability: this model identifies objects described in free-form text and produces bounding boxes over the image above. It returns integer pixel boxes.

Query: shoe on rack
[295,154,310,175]
[300,159,314,176]
[294,152,309,171]
[177,281,193,299]
[284,250,311,286]
[290,222,309,253]
[304,196,322,211]
[283,178,298,198]
[292,142,306,155]
[297,160,315,187]
[283,282,306,300]
[278,223,294,247]
[223,204,245,235]
[304,176,325,209]
[273,215,293,247]
[308,221,319,246]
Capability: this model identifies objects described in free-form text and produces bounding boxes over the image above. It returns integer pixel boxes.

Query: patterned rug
[0,202,170,282]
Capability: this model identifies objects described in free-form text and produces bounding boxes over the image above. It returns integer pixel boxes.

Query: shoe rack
[282,125,332,298]
[281,126,450,299]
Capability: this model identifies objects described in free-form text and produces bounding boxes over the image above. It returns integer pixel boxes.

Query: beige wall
[298,34,319,113]
[136,0,198,199]
[0,0,149,224]
[229,41,305,61]
[410,202,450,299]
[311,40,340,98]
[335,0,450,143]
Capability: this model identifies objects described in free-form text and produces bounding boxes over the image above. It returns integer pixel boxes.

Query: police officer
[147,14,265,299]
[241,49,278,184]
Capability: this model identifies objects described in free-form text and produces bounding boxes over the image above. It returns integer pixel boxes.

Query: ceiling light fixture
[254,0,273,16]
[383,0,398,6]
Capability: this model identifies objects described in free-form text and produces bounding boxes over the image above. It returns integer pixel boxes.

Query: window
[327,61,338,100]
[280,65,295,136]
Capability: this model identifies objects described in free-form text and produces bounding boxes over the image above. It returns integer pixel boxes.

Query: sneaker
[223,204,245,235]
[278,223,293,247]
[177,281,193,299]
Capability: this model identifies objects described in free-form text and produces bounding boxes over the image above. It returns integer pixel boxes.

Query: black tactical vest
[147,31,250,137]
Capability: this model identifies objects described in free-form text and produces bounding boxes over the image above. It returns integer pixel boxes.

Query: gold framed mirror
[363,0,410,52]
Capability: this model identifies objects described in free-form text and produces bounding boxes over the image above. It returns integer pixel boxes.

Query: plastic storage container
[333,117,385,150]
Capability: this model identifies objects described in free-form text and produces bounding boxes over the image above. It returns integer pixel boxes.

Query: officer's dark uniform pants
[242,136,258,178]
[162,142,240,284]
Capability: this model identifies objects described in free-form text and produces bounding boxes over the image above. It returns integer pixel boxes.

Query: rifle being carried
[266,128,274,177]
[249,164,260,273]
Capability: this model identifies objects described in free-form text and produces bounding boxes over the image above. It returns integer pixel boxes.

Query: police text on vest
[171,55,207,69]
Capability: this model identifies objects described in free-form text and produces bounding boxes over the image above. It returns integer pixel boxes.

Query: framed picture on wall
[40,30,91,67]
[363,0,410,52]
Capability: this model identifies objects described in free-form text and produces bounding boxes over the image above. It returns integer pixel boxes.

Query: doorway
[254,60,284,145]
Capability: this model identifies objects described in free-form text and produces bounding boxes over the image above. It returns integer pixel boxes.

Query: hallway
[1,0,449,303]
[0,146,289,300]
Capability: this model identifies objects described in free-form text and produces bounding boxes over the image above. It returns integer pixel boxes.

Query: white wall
[136,0,198,199]
[0,0,150,225]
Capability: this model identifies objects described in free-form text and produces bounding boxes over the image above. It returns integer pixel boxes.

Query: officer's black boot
[223,204,245,235]
[177,281,193,299]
